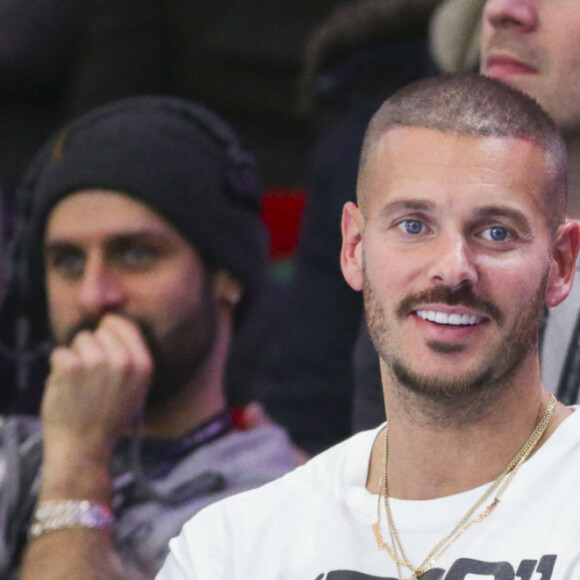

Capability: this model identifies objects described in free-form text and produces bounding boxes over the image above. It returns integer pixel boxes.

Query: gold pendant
[474,498,500,523]
[372,522,386,550]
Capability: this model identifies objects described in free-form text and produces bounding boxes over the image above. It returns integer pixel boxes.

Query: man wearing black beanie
[0,96,296,579]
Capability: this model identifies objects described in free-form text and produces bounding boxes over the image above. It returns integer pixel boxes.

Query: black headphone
[164,98,261,210]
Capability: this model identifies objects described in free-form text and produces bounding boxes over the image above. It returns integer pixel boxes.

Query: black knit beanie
[18,96,268,334]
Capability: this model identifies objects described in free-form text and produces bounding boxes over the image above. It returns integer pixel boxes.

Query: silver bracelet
[29,500,114,539]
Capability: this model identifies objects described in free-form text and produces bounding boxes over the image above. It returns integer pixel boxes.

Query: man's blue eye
[48,252,85,275]
[123,246,157,265]
[484,226,510,241]
[399,219,424,235]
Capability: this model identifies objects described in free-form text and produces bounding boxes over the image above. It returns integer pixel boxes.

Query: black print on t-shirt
[314,554,557,580]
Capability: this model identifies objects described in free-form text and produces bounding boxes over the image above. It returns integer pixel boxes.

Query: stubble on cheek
[361,260,546,403]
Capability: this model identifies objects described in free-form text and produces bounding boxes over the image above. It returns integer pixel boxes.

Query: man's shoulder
[527,407,580,487]
[168,423,297,489]
[0,415,43,578]
[188,426,381,528]
[0,414,43,489]
[551,406,580,454]
[0,414,43,450]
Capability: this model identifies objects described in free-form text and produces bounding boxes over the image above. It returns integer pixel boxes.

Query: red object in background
[230,407,247,430]
[261,187,307,260]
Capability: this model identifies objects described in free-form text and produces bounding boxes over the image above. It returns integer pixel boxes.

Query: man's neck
[367,361,571,500]
[144,375,227,440]
[143,320,231,439]
[565,132,580,220]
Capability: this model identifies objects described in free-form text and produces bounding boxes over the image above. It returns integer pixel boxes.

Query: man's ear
[212,270,244,310]
[340,201,365,291]
[545,220,580,308]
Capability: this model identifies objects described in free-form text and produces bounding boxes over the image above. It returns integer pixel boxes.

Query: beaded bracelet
[29,500,114,539]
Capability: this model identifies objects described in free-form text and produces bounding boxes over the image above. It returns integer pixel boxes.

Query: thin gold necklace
[372,393,556,580]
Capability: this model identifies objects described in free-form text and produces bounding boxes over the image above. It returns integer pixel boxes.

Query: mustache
[396,284,504,325]
[63,319,100,346]
[62,316,155,350]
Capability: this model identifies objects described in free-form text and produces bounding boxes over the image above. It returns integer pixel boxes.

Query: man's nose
[427,233,479,290]
[483,0,538,32]
[77,258,126,318]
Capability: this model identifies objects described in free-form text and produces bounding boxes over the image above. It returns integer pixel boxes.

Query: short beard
[141,292,217,406]
[60,276,218,408]
[363,267,546,425]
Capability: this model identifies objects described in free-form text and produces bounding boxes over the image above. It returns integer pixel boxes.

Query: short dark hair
[357,74,567,231]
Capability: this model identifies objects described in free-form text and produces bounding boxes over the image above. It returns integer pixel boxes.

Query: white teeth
[448,313,462,325]
[462,313,479,325]
[416,310,482,326]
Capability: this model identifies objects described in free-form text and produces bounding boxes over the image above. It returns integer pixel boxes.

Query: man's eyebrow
[105,231,171,246]
[44,230,171,252]
[377,199,435,219]
[472,206,532,234]
[44,240,80,254]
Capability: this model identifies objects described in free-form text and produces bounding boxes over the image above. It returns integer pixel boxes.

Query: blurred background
[0,0,483,454]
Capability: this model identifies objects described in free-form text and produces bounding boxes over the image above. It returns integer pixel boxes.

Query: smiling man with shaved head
[157,75,580,580]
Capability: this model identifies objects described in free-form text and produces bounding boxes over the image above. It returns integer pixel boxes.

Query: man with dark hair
[0,96,296,579]
[158,74,580,579]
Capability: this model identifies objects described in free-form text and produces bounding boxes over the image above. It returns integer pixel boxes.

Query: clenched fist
[41,314,153,467]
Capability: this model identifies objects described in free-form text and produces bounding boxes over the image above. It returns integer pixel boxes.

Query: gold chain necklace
[372,393,556,580]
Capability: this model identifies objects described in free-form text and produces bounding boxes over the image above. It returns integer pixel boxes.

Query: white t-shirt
[157,410,580,580]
